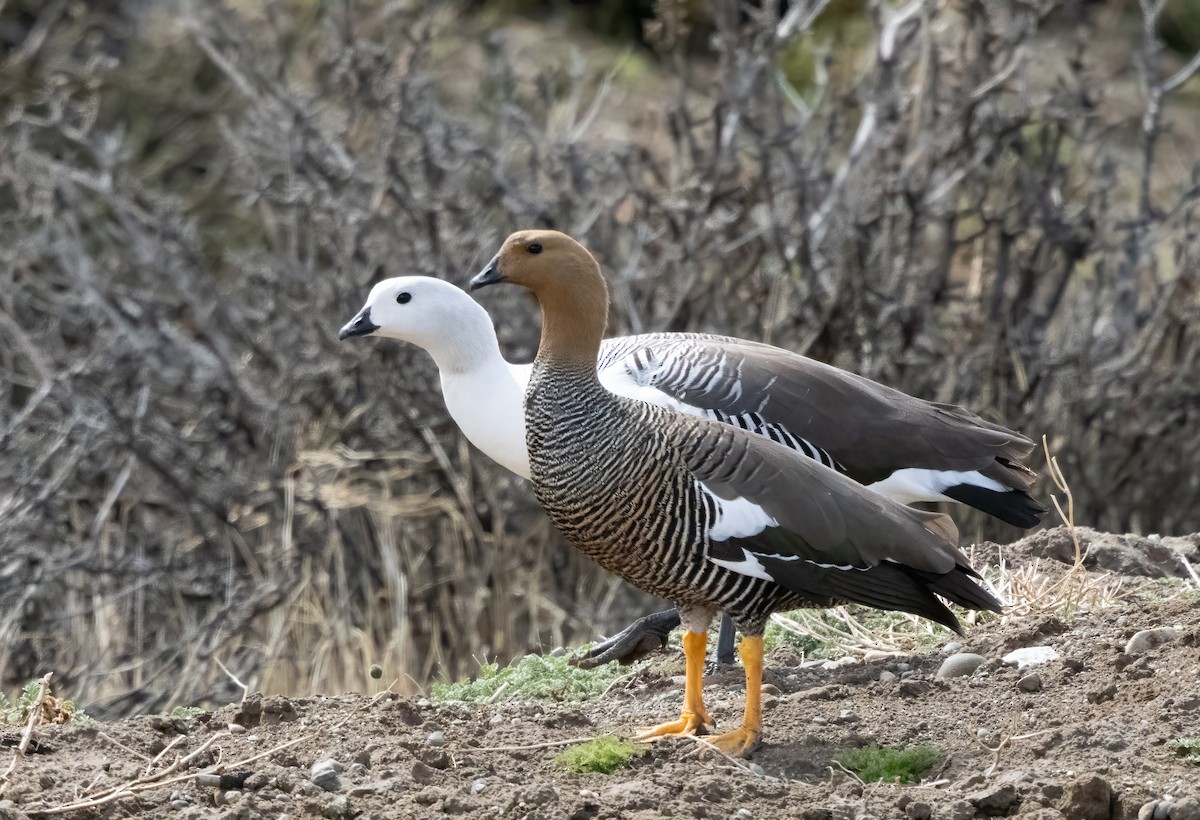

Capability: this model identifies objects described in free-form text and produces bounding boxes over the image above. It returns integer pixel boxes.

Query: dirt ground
[1,531,1198,820]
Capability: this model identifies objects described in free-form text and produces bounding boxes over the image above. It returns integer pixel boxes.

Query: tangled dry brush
[1,0,1197,713]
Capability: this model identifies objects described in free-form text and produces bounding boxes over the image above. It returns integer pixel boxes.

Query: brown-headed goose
[465,230,1002,756]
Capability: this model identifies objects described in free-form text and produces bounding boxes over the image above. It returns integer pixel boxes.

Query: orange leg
[636,630,714,739]
[708,635,763,758]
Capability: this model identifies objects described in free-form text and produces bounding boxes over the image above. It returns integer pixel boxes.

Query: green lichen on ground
[430,652,630,703]
[833,744,944,784]
[554,736,644,774]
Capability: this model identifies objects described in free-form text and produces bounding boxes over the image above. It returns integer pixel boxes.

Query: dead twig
[459,736,594,754]
[18,673,53,756]
[214,658,249,707]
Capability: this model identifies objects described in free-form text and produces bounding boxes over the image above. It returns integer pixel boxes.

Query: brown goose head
[470,230,609,367]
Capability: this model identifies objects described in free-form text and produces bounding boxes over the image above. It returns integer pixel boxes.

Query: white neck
[439,358,532,480]
[393,302,532,479]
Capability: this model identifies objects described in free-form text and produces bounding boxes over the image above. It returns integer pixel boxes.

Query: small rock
[896,662,911,671]
[472,779,487,795]
[836,709,859,724]
[878,670,897,683]
[410,761,438,784]
[1125,627,1181,655]
[348,763,368,778]
[352,749,371,767]
[1018,673,1044,693]
[550,647,566,657]
[762,693,780,711]
[937,653,987,678]
[942,641,963,654]
[905,802,932,820]
[1002,646,1060,668]
[811,716,828,725]
[1139,801,1160,820]
[761,683,782,697]
[1155,801,1173,820]
[416,697,431,707]
[735,810,753,819]
[489,714,504,727]
[243,772,270,791]
[1059,773,1112,820]
[748,763,765,777]
[310,759,344,792]
[427,731,446,747]
[169,799,188,809]
[898,680,932,698]
[968,783,1020,816]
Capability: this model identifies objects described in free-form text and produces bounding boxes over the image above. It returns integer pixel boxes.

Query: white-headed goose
[464,229,1003,756]
[340,275,1041,669]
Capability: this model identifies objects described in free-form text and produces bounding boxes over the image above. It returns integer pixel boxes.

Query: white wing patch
[710,548,774,581]
[698,483,778,541]
[869,468,1007,505]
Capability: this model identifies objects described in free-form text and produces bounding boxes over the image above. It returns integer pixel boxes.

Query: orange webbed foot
[705,725,761,758]
[635,709,715,740]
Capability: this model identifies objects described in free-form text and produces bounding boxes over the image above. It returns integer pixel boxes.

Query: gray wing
[671,416,1002,628]
[599,332,1044,528]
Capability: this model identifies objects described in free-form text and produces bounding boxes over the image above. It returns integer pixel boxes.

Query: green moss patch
[430,652,629,703]
[833,744,943,784]
[554,736,643,774]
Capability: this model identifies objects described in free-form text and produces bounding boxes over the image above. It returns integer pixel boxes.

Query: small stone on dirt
[310,759,344,792]
[1059,773,1112,820]
[426,730,445,747]
[1018,673,1044,692]
[905,802,932,820]
[898,679,932,697]
[942,641,963,654]
[938,653,987,678]
[1125,627,1180,655]
[1002,646,1060,668]
[968,783,1020,816]
[878,670,897,683]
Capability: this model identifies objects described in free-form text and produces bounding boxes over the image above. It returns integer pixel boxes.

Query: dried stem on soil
[18,673,52,755]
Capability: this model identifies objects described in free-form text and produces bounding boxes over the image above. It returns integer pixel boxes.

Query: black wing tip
[943,484,1048,529]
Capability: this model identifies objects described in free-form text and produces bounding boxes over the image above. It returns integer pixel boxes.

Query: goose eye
[396,292,411,304]
[527,242,542,255]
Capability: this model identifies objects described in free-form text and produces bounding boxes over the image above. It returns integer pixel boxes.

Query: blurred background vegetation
[1,0,1198,715]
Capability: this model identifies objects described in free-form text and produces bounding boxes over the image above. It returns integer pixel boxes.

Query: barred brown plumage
[470,229,1003,757]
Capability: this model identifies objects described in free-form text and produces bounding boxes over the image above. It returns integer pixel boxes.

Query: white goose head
[339,276,501,372]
